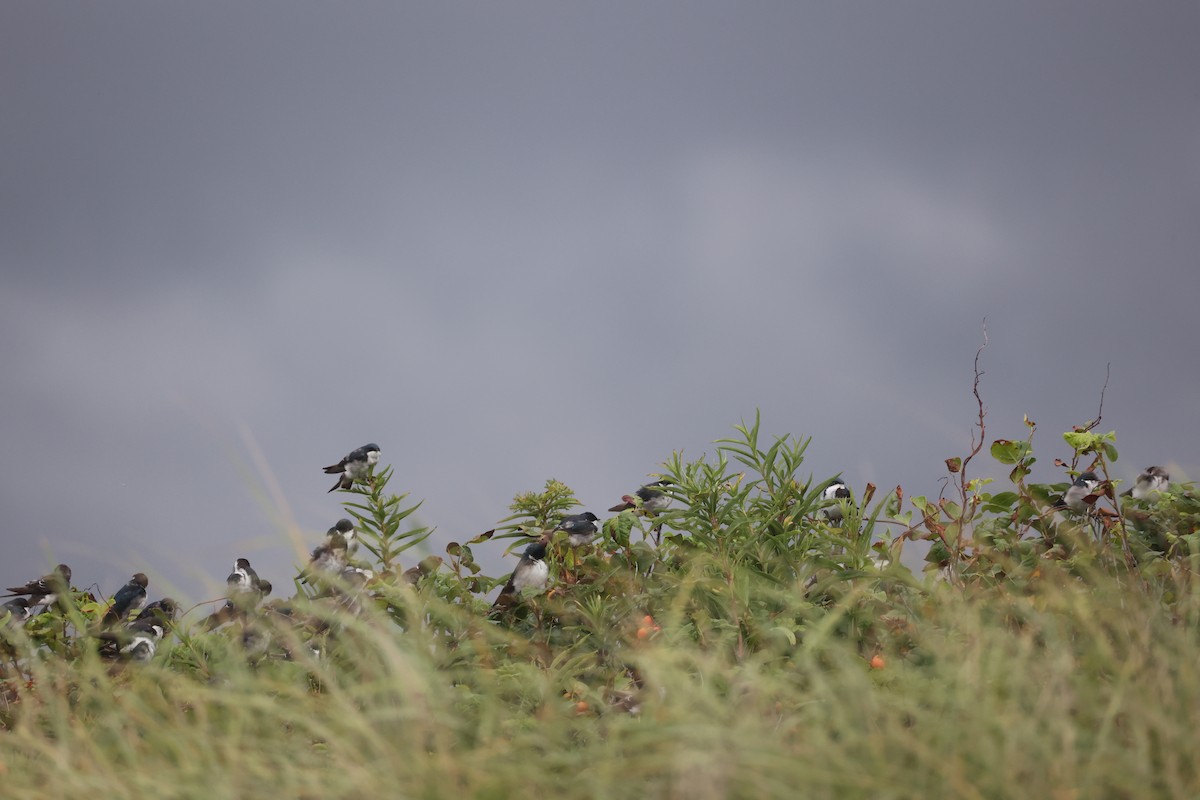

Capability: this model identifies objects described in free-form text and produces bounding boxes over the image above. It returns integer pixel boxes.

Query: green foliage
[2,412,1199,798]
[339,464,432,571]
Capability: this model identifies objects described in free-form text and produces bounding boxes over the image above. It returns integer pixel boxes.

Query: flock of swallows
[0,441,1173,665]
[0,444,716,665]
[0,444,383,664]
[1056,465,1170,512]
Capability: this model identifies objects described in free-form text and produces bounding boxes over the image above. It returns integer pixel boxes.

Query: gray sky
[3,2,1198,606]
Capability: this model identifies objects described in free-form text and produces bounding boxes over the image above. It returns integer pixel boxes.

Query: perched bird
[402,556,443,586]
[97,614,168,663]
[205,558,269,630]
[558,512,600,547]
[120,621,167,663]
[302,531,349,584]
[609,481,672,513]
[102,573,149,625]
[491,540,549,611]
[326,518,358,554]
[228,558,261,594]
[332,566,375,614]
[2,597,31,626]
[821,479,852,525]
[1123,466,1169,500]
[3,564,72,610]
[96,595,175,663]
[1059,471,1102,512]
[323,443,381,492]
[138,597,179,623]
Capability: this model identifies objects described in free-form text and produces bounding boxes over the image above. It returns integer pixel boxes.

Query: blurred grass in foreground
[3,569,1198,800]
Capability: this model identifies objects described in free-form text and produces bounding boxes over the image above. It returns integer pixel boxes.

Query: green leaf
[990,439,1030,464]
[604,512,636,549]
[1063,431,1098,454]
[926,540,951,565]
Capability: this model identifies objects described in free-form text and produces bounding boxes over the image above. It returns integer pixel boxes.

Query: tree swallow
[139,597,179,623]
[327,518,358,555]
[96,598,174,662]
[302,531,349,583]
[3,563,72,610]
[1059,471,1102,512]
[102,573,149,625]
[323,443,381,492]
[1123,466,1169,500]
[112,615,169,663]
[558,512,600,547]
[821,479,852,525]
[120,622,166,663]
[402,556,443,586]
[228,558,261,594]
[2,597,31,626]
[205,559,269,630]
[609,481,672,513]
[491,540,549,610]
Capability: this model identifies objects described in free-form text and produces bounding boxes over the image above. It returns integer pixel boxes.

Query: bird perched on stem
[609,481,672,513]
[402,556,443,586]
[204,558,270,630]
[96,608,174,663]
[302,531,350,586]
[557,512,600,547]
[138,597,179,625]
[2,597,31,626]
[326,518,358,554]
[3,564,72,611]
[323,444,381,492]
[491,540,549,612]
[1057,471,1103,512]
[1123,466,1169,500]
[821,479,852,525]
[101,573,149,625]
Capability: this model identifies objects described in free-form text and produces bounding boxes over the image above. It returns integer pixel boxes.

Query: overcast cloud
[2,2,1198,604]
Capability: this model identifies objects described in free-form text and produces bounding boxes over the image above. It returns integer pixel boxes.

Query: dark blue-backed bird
[205,558,271,630]
[302,530,350,586]
[323,444,381,492]
[491,540,549,611]
[97,613,169,663]
[609,481,672,513]
[101,573,149,625]
[821,479,853,525]
[138,597,179,623]
[558,512,600,547]
[1058,472,1102,512]
[2,597,31,626]
[326,518,358,555]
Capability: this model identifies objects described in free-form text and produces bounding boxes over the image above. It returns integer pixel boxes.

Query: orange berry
[642,615,655,626]
[574,701,589,714]
[869,654,886,670]
[636,627,650,639]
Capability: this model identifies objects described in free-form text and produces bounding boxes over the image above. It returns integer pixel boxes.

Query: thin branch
[959,320,989,491]
[1080,362,1110,434]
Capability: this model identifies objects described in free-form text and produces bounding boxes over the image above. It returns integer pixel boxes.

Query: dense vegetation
[2,408,1198,799]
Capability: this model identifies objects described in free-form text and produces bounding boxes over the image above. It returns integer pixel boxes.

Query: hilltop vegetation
[2,410,1199,799]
